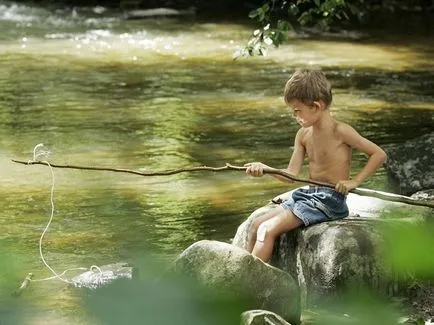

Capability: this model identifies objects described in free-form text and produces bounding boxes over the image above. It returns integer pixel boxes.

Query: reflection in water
[0,1,433,323]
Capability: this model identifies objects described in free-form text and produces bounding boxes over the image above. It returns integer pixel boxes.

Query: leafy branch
[235,0,361,58]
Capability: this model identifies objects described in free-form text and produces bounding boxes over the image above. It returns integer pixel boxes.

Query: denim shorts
[281,186,349,226]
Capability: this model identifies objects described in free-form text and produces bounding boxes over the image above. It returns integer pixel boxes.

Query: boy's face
[287,100,322,127]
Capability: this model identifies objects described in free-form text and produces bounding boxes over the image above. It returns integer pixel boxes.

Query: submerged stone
[71,262,137,289]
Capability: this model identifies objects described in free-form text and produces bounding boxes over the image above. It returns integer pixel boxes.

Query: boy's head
[284,68,332,109]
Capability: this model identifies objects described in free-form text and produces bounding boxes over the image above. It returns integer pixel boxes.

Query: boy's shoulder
[297,121,348,135]
[334,120,356,135]
[296,126,311,140]
[334,121,369,145]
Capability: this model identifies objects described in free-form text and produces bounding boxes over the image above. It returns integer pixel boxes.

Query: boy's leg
[247,206,282,253]
[252,208,303,263]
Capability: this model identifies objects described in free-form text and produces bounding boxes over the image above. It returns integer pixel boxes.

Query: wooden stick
[11,159,434,209]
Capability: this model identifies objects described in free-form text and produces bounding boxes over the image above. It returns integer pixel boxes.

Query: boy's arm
[271,128,306,183]
[245,128,306,183]
[286,128,306,173]
[336,123,387,194]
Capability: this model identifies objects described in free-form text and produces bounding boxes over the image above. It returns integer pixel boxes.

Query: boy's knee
[256,222,269,242]
[256,216,285,241]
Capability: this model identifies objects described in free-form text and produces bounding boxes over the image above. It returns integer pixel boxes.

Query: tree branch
[11,159,434,209]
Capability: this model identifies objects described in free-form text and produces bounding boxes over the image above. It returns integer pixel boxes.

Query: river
[0,2,433,324]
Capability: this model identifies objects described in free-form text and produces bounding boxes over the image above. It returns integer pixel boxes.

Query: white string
[28,144,103,285]
[90,265,103,274]
[30,268,87,282]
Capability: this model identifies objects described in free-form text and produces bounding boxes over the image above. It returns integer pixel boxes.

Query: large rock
[174,240,301,325]
[233,187,430,305]
[273,220,394,304]
[384,132,434,195]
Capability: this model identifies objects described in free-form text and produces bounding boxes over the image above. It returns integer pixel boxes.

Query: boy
[244,68,387,263]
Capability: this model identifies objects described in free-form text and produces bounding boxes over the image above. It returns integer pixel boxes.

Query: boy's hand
[335,180,359,195]
[244,162,268,177]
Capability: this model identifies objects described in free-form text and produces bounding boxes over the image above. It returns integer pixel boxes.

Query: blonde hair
[284,68,332,108]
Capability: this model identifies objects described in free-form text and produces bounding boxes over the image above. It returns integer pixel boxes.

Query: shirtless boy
[245,68,387,263]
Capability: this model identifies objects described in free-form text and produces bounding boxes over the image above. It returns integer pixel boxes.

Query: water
[0,2,433,324]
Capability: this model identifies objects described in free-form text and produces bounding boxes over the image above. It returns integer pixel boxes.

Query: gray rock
[384,132,434,195]
[241,310,293,325]
[235,217,394,305]
[279,220,395,304]
[71,262,137,289]
[175,240,300,325]
[233,187,430,305]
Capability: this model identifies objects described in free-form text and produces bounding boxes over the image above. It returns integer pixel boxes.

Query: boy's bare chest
[303,133,345,161]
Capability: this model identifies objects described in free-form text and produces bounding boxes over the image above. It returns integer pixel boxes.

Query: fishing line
[25,144,103,286]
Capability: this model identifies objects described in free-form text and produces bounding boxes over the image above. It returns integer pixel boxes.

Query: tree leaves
[239,0,362,57]
[248,3,270,22]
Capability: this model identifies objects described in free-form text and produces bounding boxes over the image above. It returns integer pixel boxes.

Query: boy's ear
[312,101,324,111]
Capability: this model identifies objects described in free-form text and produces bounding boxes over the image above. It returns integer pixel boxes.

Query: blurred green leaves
[237,0,361,58]
[84,257,250,325]
[382,219,434,280]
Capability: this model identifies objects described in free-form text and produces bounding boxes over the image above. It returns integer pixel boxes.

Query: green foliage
[237,0,362,58]
[377,206,434,280]
[382,220,434,280]
[84,257,250,325]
